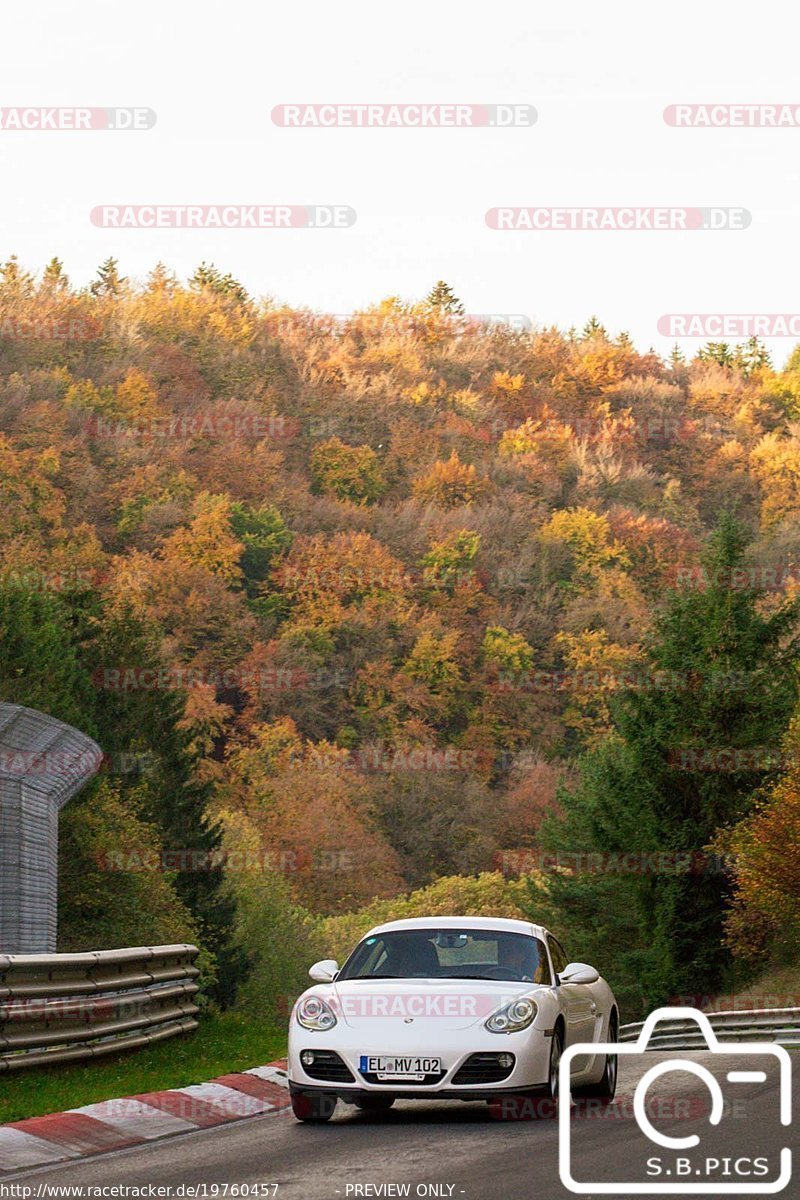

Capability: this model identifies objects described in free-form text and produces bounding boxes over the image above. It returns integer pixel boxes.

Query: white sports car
[288,915,619,1121]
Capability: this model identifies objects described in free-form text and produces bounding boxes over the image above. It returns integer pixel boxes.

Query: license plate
[360,1055,442,1078]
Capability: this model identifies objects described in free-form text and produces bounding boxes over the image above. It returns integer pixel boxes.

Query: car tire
[573,1012,618,1101]
[353,1095,395,1111]
[290,1091,337,1122]
[545,1026,564,1103]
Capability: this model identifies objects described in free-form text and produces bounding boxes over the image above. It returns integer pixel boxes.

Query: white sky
[3,0,800,362]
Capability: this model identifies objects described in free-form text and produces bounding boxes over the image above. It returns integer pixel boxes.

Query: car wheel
[290,1091,337,1122]
[353,1095,395,1111]
[573,1012,618,1101]
[544,1025,564,1102]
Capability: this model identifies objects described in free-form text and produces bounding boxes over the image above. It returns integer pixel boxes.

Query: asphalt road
[5,1051,797,1200]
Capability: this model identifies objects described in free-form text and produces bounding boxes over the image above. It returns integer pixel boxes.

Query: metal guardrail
[0,945,200,1071]
[620,1008,800,1050]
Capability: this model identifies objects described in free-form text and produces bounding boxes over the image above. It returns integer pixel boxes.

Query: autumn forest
[1,258,799,1020]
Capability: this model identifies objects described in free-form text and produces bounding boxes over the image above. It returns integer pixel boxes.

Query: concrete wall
[0,704,102,953]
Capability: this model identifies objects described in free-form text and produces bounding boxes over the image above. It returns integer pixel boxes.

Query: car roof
[364,915,549,939]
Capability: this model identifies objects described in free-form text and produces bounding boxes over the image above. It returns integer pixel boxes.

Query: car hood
[328,977,538,1031]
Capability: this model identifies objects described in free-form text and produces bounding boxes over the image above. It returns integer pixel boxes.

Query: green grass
[0,1012,287,1125]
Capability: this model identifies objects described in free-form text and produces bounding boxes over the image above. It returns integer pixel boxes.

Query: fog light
[301,1050,315,1066]
[498,1053,514,1069]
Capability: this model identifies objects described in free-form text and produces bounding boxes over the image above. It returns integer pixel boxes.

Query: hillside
[1,259,799,1013]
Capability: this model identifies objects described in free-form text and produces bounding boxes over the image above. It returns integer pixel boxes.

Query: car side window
[549,937,569,978]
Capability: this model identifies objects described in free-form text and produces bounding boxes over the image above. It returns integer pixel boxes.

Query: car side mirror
[309,959,339,983]
[559,961,599,985]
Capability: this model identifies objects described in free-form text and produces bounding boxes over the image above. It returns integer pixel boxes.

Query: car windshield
[338,929,551,984]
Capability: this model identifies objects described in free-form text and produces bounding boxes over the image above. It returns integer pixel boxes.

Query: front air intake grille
[452,1053,515,1084]
[302,1050,355,1083]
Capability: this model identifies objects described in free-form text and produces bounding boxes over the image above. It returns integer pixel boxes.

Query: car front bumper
[288,1079,552,1104]
[288,1024,553,1098]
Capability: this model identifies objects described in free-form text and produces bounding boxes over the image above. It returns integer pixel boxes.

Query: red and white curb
[0,1061,289,1174]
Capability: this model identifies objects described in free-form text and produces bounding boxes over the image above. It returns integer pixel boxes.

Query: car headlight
[296,993,338,1031]
[485,996,538,1033]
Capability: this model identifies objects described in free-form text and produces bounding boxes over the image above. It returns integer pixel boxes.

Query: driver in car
[497,937,546,983]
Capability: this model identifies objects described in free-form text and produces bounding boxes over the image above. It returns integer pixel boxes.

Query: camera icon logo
[558,1006,792,1194]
